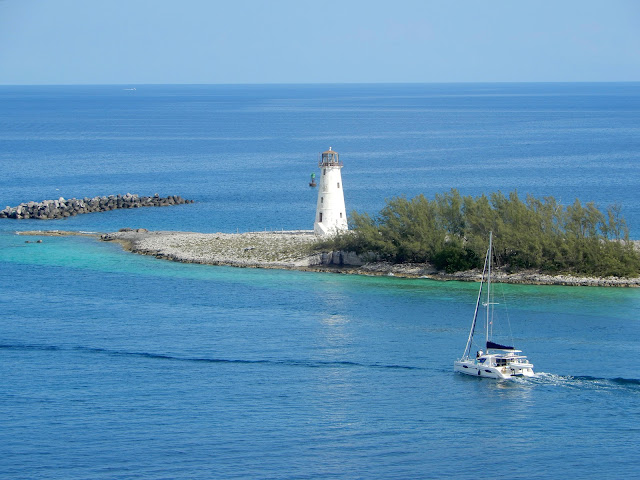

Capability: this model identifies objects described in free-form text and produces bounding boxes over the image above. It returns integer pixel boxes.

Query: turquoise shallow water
[1,231,639,479]
[1,83,640,479]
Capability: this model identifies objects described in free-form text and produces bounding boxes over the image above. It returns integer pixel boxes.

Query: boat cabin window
[495,358,515,367]
[478,358,486,364]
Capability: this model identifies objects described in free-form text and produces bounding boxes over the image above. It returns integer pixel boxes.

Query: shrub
[316,189,640,277]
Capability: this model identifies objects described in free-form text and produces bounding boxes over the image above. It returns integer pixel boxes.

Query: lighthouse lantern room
[314,147,348,236]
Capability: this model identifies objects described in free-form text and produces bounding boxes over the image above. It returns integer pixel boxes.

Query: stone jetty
[0,194,193,220]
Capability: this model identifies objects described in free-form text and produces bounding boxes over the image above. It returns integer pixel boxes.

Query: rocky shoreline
[1,193,193,220]
[100,229,324,269]
[17,229,640,287]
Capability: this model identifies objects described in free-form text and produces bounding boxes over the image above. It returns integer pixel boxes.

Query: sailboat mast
[461,237,490,359]
[486,231,492,348]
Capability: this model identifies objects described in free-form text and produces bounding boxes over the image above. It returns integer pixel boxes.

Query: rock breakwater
[0,194,193,219]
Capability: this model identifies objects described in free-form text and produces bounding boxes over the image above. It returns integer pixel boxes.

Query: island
[17,229,640,287]
[9,188,640,287]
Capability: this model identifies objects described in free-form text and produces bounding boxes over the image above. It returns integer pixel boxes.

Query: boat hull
[454,359,535,379]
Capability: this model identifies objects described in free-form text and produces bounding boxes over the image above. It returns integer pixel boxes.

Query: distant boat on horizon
[123,88,137,91]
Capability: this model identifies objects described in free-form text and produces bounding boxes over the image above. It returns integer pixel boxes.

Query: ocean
[1,83,639,479]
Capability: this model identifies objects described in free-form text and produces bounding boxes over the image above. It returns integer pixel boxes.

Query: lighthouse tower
[314,147,348,236]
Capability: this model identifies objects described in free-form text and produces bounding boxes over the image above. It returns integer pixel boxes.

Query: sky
[0,0,639,85]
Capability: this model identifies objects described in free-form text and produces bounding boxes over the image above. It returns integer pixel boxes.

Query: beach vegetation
[316,189,640,277]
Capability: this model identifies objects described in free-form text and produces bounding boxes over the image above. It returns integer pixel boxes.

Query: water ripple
[0,343,421,371]
[532,372,640,392]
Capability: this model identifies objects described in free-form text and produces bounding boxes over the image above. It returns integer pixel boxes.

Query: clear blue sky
[1,0,639,85]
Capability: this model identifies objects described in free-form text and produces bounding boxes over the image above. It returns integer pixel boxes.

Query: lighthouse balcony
[318,160,343,167]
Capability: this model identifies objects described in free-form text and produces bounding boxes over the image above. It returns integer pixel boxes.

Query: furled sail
[486,341,514,350]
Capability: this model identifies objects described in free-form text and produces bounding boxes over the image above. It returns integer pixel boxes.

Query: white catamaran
[454,232,535,379]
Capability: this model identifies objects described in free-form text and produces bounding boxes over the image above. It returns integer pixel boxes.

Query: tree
[316,190,640,277]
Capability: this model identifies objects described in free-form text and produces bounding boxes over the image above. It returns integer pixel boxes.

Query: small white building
[314,147,348,236]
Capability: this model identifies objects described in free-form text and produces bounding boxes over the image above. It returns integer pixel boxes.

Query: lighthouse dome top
[319,147,343,167]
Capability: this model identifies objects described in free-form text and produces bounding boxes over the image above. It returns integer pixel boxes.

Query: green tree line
[317,190,640,277]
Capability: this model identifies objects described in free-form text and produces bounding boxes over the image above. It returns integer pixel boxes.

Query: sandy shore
[16,229,640,287]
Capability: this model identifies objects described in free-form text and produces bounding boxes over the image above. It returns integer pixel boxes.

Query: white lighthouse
[314,147,348,236]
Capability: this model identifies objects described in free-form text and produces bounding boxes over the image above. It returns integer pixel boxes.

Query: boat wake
[0,343,421,371]
[530,372,640,392]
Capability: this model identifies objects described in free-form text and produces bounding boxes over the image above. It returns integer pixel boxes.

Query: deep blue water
[1,83,639,479]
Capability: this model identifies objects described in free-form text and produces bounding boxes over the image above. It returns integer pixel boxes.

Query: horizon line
[1,80,640,87]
